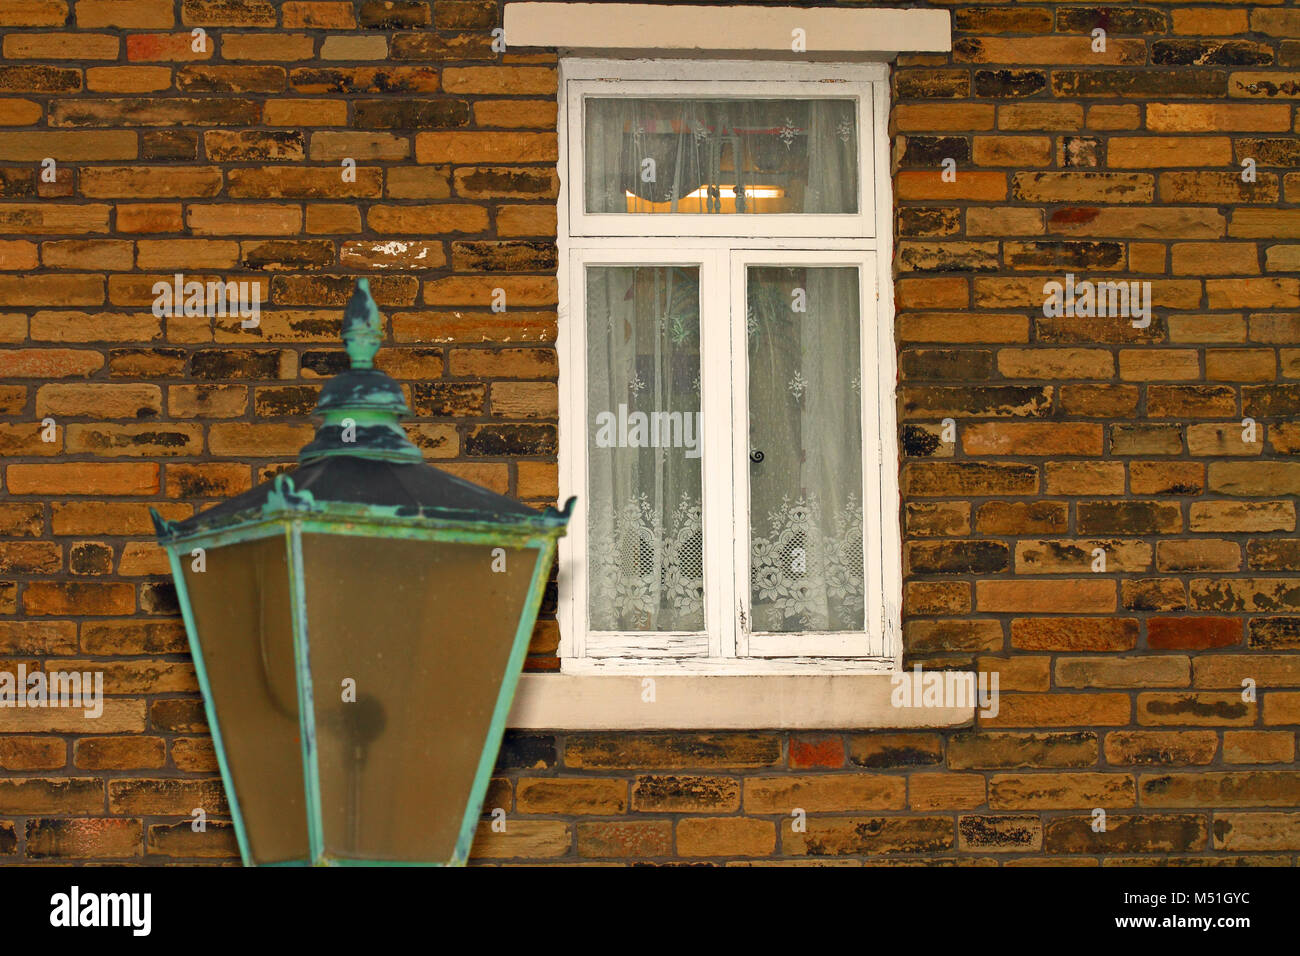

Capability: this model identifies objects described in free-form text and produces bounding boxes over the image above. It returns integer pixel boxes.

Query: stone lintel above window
[503,3,953,60]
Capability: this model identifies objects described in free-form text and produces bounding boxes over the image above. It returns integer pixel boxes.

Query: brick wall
[0,0,1298,864]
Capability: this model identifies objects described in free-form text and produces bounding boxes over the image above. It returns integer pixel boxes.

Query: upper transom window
[565,73,876,238]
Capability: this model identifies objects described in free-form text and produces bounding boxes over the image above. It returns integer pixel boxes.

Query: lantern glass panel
[181,534,309,865]
[300,533,542,863]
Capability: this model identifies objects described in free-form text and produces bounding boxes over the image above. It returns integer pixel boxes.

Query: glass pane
[746,266,865,633]
[586,265,704,631]
[301,533,541,863]
[584,98,858,215]
[181,535,308,865]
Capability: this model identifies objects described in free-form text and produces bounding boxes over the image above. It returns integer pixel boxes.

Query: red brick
[789,736,846,770]
[1148,617,1243,650]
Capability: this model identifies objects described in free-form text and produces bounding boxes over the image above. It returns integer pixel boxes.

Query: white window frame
[556,57,901,677]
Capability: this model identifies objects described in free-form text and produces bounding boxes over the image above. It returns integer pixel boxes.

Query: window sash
[565,75,876,239]
[564,247,734,661]
[563,246,884,663]
[730,249,883,659]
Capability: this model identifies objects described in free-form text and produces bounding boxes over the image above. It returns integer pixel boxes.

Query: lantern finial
[342,277,382,370]
[297,278,423,464]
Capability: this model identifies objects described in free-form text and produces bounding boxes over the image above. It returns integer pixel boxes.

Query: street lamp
[153,278,571,867]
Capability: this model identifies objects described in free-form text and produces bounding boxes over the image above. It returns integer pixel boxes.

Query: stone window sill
[507,673,974,730]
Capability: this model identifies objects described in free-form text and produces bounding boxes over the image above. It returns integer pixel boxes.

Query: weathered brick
[565,734,781,770]
[1156,539,1240,573]
[0,1,69,28]
[990,772,1134,810]
[1142,772,1300,808]
[515,777,625,815]
[1190,501,1294,533]
[1137,693,1255,727]
[983,694,1131,728]
[1016,539,1150,574]
[782,816,954,856]
[1213,813,1300,852]
[469,820,570,859]
[958,814,1042,852]
[977,580,1115,614]
[358,0,431,28]
[1123,578,1188,612]
[1046,814,1207,854]
[576,820,671,859]
[416,131,556,164]
[282,2,355,28]
[786,736,845,770]
[1044,461,1125,495]
[909,772,986,810]
[963,422,1101,456]
[677,818,775,858]
[998,348,1112,379]
[1105,731,1219,767]
[1191,577,1300,612]
[146,821,238,858]
[0,778,103,814]
[4,32,117,59]
[1222,732,1296,765]
[26,818,141,859]
[0,723,64,767]
[1056,656,1188,689]
[1078,500,1181,535]
[976,501,1068,535]
[745,775,905,813]
[8,463,159,495]
[74,737,166,770]
[847,733,943,769]
[1248,539,1300,572]
[631,775,740,813]
[908,540,1009,575]
[906,619,1004,654]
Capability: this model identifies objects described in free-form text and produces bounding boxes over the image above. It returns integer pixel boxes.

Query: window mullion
[701,247,737,659]
[726,248,753,658]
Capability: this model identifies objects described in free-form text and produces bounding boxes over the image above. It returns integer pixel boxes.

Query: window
[557,59,900,675]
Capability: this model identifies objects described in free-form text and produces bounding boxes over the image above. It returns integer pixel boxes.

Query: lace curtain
[747,266,866,632]
[584,98,859,215]
[586,266,705,632]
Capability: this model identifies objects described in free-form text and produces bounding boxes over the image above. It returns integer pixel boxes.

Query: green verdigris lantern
[153,278,571,866]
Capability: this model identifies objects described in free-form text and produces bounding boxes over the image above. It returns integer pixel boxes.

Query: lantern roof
[154,278,572,543]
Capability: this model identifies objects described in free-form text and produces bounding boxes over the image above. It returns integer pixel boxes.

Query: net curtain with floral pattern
[586,265,705,633]
[746,266,866,635]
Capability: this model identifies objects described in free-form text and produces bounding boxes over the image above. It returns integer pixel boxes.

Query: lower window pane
[586,265,705,632]
[747,265,865,633]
